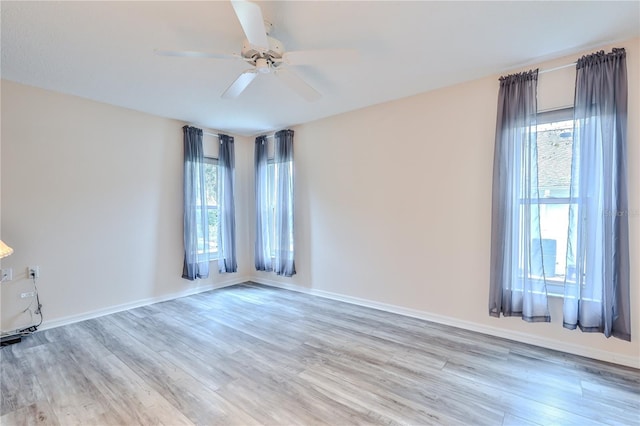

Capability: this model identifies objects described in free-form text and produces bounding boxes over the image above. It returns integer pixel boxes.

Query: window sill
[547,289,565,299]
[514,278,565,298]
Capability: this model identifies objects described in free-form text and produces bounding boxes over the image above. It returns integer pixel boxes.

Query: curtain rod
[205,132,276,139]
[185,123,220,137]
[197,129,273,139]
[198,127,278,139]
[208,132,276,139]
[539,62,576,75]
[205,131,276,139]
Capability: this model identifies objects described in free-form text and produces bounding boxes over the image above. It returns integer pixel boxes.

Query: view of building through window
[536,110,574,286]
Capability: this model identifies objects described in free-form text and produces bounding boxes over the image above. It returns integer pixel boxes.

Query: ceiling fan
[155,0,357,101]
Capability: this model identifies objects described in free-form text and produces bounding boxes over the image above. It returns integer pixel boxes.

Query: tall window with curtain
[273,129,296,277]
[255,135,273,272]
[217,134,237,273]
[255,130,296,277]
[489,48,631,342]
[182,126,210,280]
[564,48,630,340]
[489,70,550,322]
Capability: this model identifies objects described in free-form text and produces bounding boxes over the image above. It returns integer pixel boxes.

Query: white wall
[252,38,640,367]
[1,80,252,332]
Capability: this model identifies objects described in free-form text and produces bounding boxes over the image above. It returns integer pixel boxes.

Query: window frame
[267,159,276,258]
[265,155,295,259]
[526,107,575,297]
[203,156,219,261]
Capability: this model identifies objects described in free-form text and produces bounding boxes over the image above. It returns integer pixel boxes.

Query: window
[536,108,573,294]
[267,160,276,256]
[255,130,296,277]
[203,157,218,259]
[265,159,295,257]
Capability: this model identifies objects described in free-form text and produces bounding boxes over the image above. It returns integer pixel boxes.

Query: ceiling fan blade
[282,49,359,66]
[231,0,269,51]
[275,68,321,102]
[154,49,239,60]
[221,70,259,99]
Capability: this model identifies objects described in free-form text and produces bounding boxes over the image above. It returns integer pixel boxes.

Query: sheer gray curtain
[273,129,296,277]
[254,136,273,271]
[489,70,550,322]
[564,48,630,340]
[182,126,210,280]
[217,134,237,273]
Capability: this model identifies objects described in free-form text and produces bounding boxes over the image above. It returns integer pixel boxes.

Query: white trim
[251,278,640,369]
[15,274,637,369]
[32,277,247,333]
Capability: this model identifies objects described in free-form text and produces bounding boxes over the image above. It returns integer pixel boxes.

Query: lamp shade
[0,240,14,259]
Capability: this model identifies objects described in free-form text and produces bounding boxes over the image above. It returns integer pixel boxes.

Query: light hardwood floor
[1,282,639,425]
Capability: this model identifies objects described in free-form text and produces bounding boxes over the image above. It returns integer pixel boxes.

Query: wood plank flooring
[1,282,639,425]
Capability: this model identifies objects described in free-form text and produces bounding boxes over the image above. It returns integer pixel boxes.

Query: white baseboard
[14,274,637,369]
[250,277,640,369]
[32,277,247,333]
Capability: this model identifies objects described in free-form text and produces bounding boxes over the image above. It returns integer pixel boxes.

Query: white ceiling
[2,1,639,136]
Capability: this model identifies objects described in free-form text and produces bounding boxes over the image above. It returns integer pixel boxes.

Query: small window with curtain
[536,107,573,295]
[203,157,218,259]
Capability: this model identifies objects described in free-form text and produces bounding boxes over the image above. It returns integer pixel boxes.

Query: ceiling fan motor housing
[241,36,284,68]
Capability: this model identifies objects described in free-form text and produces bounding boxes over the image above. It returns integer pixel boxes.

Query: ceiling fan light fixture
[158,0,338,101]
[256,57,270,74]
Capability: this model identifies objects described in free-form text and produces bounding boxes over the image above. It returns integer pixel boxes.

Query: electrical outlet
[1,268,13,282]
[20,291,35,298]
[27,266,40,278]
